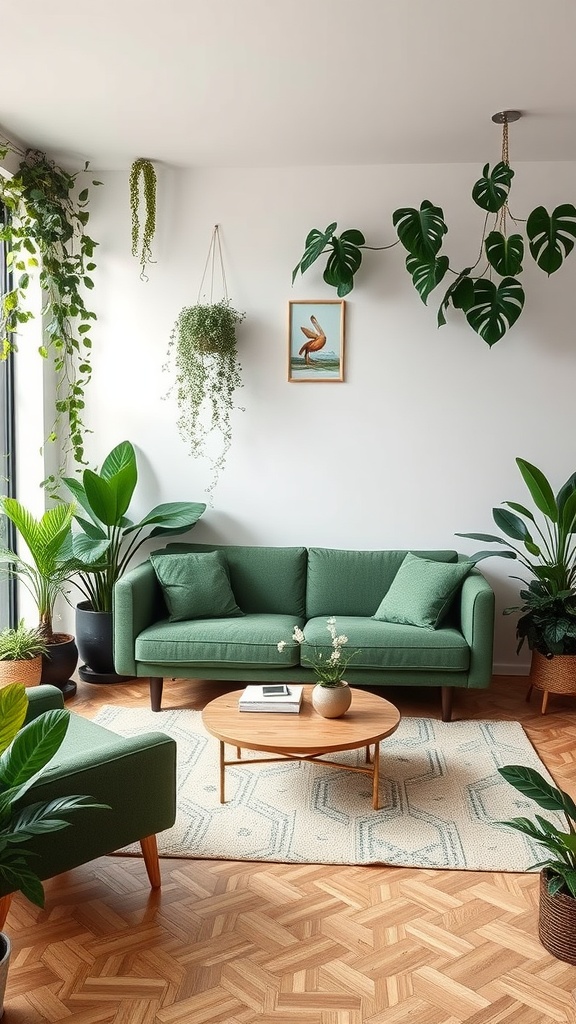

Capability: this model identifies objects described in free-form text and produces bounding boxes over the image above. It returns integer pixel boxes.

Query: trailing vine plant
[0,140,101,487]
[292,113,576,346]
[164,226,245,497]
[129,158,157,280]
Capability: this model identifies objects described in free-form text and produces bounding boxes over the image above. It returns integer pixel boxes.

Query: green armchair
[0,686,176,926]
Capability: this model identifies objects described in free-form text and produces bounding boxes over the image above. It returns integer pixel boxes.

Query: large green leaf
[405,254,449,304]
[393,201,447,260]
[472,162,514,213]
[492,507,533,542]
[0,710,69,794]
[455,532,516,546]
[464,277,524,346]
[516,458,558,523]
[124,501,207,537]
[0,684,28,757]
[323,230,364,297]
[0,498,75,570]
[82,471,122,528]
[437,270,474,327]
[292,223,337,283]
[485,231,524,276]
[527,204,576,275]
[499,765,576,824]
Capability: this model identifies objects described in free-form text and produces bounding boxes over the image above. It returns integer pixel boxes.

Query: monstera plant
[292,119,576,346]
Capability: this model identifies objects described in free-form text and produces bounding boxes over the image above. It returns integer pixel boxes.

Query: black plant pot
[75,601,130,684]
[41,633,78,699]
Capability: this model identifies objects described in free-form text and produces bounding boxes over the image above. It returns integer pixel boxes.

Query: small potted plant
[278,617,360,718]
[0,620,48,687]
[498,763,576,963]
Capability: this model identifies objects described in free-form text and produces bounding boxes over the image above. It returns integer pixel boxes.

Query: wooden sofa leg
[150,677,163,712]
[140,834,161,889]
[441,686,453,722]
[0,895,12,930]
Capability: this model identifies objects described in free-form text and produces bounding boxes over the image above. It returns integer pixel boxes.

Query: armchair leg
[150,677,164,712]
[140,834,161,889]
[441,686,453,722]
[0,895,12,930]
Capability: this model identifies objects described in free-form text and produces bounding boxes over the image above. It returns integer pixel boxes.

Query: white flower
[292,626,305,644]
[277,641,286,652]
[337,634,348,646]
[329,650,341,664]
[327,616,336,625]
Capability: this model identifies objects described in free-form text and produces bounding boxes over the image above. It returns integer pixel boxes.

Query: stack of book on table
[238,684,304,713]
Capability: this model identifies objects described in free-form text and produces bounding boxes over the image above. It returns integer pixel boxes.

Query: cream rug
[93,705,563,872]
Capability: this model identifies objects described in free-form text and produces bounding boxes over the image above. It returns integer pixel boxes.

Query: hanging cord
[497,117,510,236]
[197,225,229,304]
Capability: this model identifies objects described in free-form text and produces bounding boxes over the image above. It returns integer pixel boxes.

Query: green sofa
[113,544,495,720]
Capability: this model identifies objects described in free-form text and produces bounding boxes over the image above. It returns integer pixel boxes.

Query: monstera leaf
[406,254,449,304]
[465,277,525,346]
[323,229,365,297]
[393,201,447,260]
[437,269,474,327]
[472,162,514,212]
[292,223,337,283]
[527,205,576,275]
[485,231,524,276]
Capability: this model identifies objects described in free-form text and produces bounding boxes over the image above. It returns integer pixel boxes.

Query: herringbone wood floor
[4,675,576,1023]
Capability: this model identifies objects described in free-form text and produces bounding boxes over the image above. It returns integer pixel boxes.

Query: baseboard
[493,663,530,677]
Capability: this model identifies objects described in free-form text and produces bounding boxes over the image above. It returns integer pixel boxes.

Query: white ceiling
[1,0,575,170]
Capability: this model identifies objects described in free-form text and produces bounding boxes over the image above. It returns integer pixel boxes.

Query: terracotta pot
[0,656,42,688]
[539,869,576,964]
[311,681,352,718]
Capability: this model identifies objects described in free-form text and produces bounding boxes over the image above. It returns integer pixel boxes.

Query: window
[0,200,17,629]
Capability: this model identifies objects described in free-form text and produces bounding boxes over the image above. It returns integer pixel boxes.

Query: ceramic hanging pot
[311,681,352,718]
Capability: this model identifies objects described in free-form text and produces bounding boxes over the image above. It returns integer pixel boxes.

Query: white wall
[64,160,576,673]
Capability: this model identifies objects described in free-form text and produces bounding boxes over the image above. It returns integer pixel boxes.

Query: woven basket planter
[539,869,576,964]
[530,651,576,695]
[0,656,42,688]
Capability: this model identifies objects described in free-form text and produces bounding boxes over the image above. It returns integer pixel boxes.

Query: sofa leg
[441,686,453,722]
[140,834,161,889]
[150,677,164,712]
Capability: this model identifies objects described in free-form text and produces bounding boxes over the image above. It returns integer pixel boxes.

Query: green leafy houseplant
[456,458,576,657]
[278,618,360,686]
[498,764,576,898]
[63,439,206,612]
[0,140,101,485]
[0,681,108,908]
[292,118,576,346]
[0,621,48,662]
[0,498,79,642]
[129,158,157,280]
[165,299,245,496]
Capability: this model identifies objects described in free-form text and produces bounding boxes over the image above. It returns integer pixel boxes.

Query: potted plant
[0,681,107,1013]
[0,498,82,698]
[0,620,48,688]
[278,617,360,718]
[498,763,576,963]
[129,157,157,280]
[62,440,206,681]
[456,458,576,708]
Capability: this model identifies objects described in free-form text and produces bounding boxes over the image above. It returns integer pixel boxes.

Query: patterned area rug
[92,705,562,872]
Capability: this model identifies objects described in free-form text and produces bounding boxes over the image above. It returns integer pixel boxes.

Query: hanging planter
[164,226,245,495]
[129,157,157,280]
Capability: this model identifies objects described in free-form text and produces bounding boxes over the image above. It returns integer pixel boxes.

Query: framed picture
[288,300,345,382]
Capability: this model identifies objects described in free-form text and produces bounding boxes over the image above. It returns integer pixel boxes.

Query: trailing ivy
[129,158,157,280]
[164,299,245,497]
[0,142,101,486]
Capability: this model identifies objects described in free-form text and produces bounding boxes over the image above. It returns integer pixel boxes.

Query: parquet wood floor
[4,675,576,1023]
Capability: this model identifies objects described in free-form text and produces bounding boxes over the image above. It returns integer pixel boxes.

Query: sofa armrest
[24,685,65,722]
[458,569,495,688]
[113,560,163,675]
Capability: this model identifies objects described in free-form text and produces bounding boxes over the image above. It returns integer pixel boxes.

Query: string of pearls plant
[129,158,156,280]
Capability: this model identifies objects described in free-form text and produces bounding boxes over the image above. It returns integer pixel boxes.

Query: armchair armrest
[24,684,65,722]
[458,569,495,688]
[113,560,164,675]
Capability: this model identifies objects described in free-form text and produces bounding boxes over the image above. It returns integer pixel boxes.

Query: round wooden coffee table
[202,685,401,810]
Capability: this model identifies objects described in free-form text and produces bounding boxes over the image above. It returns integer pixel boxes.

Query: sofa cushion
[372,553,474,629]
[135,613,304,667]
[303,616,470,672]
[162,543,307,616]
[306,548,460,618]
[150,549,243,622]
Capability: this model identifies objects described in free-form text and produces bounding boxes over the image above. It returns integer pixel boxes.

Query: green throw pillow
[150,549,243,622]
[372,552,474,630]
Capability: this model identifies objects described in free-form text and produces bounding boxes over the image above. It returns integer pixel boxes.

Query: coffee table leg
[372,740,380,810]
[365,745,371,763]
[219,741,226,803]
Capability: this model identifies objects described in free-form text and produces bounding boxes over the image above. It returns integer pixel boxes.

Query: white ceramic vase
[311,681,352,718]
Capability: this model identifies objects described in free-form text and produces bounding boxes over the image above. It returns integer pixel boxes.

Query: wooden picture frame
[288,300,345,382]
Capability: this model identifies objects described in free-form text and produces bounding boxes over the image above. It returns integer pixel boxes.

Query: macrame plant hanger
[197,224,229,305]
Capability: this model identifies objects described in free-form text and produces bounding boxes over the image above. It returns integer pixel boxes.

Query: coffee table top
[202,685,401,755]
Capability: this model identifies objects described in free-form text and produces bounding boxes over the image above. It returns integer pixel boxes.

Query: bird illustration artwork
[298,314,326,365]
